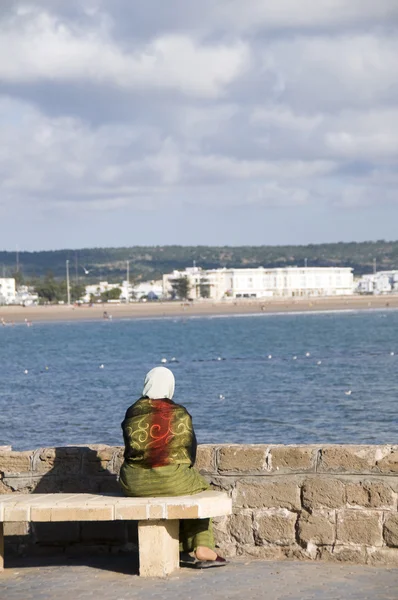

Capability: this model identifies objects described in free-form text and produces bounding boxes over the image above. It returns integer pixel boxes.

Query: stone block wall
[1,444,398,565]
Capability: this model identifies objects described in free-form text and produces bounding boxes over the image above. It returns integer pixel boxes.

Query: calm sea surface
[0,310,397,450]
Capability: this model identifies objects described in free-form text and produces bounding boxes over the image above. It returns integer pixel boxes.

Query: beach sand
[1,295,398,324]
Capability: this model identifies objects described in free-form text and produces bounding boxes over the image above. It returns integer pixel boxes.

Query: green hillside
[1,241,397,283]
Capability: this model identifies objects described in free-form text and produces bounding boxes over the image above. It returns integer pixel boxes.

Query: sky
[0,1,398,251]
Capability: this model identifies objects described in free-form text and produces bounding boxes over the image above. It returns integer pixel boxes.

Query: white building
[0,278,16,304]
[82,281,122,303]
[14,285,39,306]
[82,279,164,303]
[356,271,398,295]
[119,280,131,302]
[133,280,163,300]
[163,267,354,300]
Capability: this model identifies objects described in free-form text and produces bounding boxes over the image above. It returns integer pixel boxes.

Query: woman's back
[122,396,197,468]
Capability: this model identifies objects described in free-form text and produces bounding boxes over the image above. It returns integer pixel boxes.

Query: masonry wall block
[1,443,398,566]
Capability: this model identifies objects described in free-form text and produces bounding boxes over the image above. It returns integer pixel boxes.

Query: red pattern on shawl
[147,399,175,467]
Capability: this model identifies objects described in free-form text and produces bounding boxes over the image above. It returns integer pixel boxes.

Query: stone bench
[0,491,232,577]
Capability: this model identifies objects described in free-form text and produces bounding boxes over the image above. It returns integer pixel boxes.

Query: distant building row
[83,280,163,303]
[0,278,163,305]
[0,279,38,306]
[356,271,398,295]
[163,267,354,300]
[6,267,398,305]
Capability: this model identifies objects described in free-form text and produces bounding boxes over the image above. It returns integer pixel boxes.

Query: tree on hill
[2,240,398,282]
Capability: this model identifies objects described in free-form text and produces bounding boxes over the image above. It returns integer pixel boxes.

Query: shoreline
[1,295,398,323]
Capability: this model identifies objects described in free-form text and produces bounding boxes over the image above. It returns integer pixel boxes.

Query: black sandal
[194,555,228,569]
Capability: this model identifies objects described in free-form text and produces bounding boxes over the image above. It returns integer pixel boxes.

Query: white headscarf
[142,366,175,400]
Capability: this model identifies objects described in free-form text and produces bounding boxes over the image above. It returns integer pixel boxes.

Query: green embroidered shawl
[122,397,197,468]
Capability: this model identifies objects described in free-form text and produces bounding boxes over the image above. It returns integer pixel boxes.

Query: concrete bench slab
[0,491,232,577]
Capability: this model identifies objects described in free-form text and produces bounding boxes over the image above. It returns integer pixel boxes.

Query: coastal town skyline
[1,1,397,250]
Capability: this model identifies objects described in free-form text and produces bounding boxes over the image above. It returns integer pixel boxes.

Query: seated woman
[119,366,227,568]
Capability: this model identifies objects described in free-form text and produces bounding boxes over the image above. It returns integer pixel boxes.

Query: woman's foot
[194,546,228,568]
[195,546,218,561]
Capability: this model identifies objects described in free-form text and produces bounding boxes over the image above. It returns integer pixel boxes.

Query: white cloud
[178,104,239,143]
[248,182,312,207]
[141,138,182,185]
[251,106,323,131]
[17,0,398,33]
[213,0,398,31]
[261,34,398,111]
[0,11,248,98]
[324,109,398,159]
[0,96,337,214]
[250,104,398,161]
[190,155,335,180]
[332,183,398,208]
[0,1,397,247]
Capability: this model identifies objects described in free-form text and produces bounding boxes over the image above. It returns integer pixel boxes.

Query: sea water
[0,310,397,450]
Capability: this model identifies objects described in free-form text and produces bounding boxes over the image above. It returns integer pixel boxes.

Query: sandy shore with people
[1,295,398,324]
